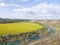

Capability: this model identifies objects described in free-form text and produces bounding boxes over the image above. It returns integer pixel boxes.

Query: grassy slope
[0,22,43,35]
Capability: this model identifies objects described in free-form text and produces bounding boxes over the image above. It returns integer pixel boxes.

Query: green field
[0,22,43,36]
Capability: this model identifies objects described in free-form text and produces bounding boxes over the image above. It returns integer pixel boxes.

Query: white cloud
[0,0,3,1]
[9,0,16,2]
[0,2,22,8]
[0,2,9,7]
[9,4,21,7]
[35,0,39,2]
[20,0,28,2]
[13,3,60,19]
[0,2,60,19]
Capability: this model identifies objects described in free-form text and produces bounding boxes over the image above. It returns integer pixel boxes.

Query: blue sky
[0,0,60,20]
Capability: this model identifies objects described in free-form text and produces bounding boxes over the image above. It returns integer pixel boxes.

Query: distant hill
[0,18,31,23]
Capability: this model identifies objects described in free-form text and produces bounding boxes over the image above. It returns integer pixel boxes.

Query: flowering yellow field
[0,22,43,36]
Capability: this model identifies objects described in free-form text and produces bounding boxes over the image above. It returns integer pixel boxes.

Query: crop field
[0,22,43,36]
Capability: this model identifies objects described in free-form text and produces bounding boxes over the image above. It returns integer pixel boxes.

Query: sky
[0,0,60,20]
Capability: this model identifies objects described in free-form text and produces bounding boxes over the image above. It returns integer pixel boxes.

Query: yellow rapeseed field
[0,22,43,36]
